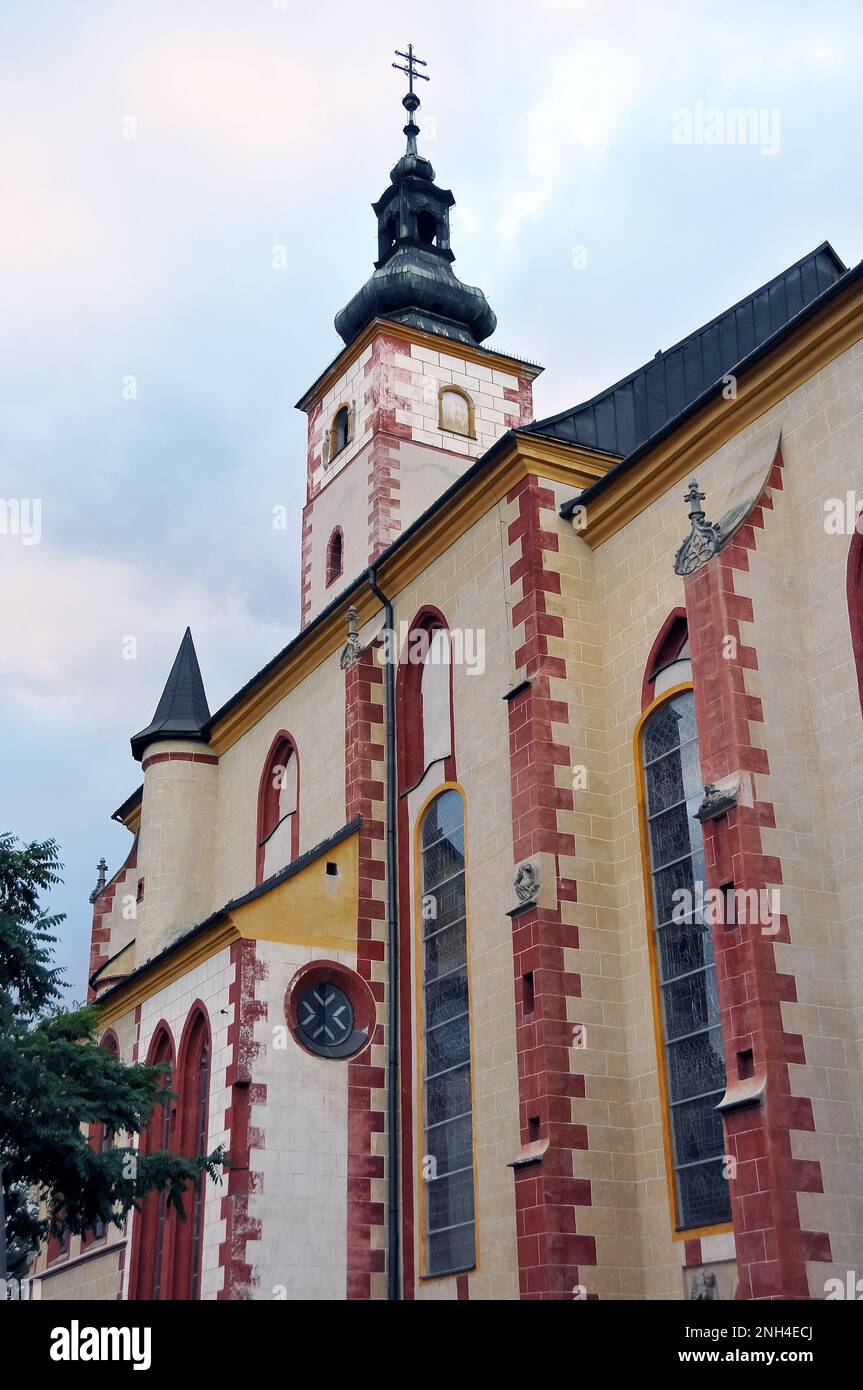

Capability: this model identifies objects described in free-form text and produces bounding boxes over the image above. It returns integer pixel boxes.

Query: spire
[333,44,497,349]
[130,627,211,761]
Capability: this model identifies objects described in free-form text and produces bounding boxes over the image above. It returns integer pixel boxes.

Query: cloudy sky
[2,0,861,999]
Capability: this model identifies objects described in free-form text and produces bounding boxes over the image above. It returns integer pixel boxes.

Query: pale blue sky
[1,0,861,999]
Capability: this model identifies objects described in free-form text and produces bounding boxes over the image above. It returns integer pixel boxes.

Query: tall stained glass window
[419,789,476,1275]
[641,690,731,1230]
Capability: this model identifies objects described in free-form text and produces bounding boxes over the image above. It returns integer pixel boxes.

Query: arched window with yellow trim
[639,688,730,1231]
[324,402,354,466]
[418,787,476,1275]
[438,385,475,438]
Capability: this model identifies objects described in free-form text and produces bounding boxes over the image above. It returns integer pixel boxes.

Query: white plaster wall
[244,938,355,1300]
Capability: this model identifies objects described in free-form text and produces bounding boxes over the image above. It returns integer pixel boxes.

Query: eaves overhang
[93,817,361,1025]
[111,784,143,832]
[295,316,543,415]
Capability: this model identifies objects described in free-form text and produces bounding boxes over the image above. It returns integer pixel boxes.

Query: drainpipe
[367,566,400,1301]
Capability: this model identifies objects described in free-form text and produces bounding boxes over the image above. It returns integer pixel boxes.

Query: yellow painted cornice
[95,827,360,1027]
[577,274,863,547]
[95,919,238,1029]
[208,433,617,755]
[296,318,543,414]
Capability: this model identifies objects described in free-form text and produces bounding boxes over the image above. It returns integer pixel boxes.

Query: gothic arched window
[256,733,300,883]
[326,527,344,587]
[418,788,476,1276]
[642,610,691,708]
[171,1008,211,1300]
[398,612,453,790]
[438,385,474,438]
[129,1025,175,1300]
[638,689,730,1231]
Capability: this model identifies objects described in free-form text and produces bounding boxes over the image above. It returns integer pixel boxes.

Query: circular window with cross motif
[297,983,354,1052]
[286,961,376,1061]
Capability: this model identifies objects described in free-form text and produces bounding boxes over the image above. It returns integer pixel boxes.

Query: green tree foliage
[0,833,224,1276]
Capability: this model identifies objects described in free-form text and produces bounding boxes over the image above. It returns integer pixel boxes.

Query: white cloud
[0,546,284,729]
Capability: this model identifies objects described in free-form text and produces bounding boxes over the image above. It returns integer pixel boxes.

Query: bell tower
[295,45,542,628]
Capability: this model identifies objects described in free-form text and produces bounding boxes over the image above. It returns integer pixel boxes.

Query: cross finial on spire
[89,856,108,904]
[684,480,707,522]
[392,43,429,153]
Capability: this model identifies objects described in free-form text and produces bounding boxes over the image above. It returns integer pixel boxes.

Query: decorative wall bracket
[339,605,364,670]
[695,777,740,823]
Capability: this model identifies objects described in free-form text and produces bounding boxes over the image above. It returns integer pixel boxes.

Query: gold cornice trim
[94,826,360,1025]
[296,318,543,413]
[95,919,239,1028]
[578,279,863,547]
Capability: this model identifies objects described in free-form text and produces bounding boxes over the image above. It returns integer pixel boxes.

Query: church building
[33,53,863,1301]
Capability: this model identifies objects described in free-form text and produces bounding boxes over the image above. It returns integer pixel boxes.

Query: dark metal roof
[130,627,211,761]
[530,243,847,457]
[560,251,863,519]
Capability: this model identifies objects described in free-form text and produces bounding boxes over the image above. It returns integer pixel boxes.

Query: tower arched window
[438,385,475,438]
[129,1025,175,1300]
[332,405,350,457]
[256,733,300,883]
[417,209,437,245]
[418,787,476,1276]
[383,213,398,257]
[171,1008,211,1300]
[326,527,344,587]
[637,689,730,1231]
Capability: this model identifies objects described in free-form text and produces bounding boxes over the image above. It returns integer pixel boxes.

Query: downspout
[367,566,400,1301]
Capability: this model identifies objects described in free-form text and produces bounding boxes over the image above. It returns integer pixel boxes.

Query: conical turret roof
[130,628,211,761]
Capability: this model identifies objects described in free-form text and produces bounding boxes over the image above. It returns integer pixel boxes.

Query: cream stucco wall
[539,335,863,1299]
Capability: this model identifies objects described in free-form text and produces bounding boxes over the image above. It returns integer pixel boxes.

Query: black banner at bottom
[2,1295,857,1375]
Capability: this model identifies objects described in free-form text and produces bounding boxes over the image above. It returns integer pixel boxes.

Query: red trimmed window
[170,1009,211,1300]
[256,733,300,883]
[129,1026,175,1300]
[642,610,691,710]
[326,527,344,587]
[397,612,453,791]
